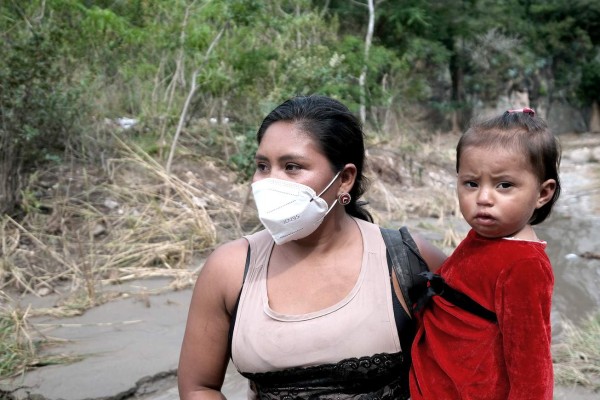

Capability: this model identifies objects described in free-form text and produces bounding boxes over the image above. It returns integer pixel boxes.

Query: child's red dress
[409,229,554,400]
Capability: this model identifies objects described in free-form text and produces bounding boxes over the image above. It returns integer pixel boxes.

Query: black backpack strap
[398,227,431,310]
[419,271,497,323]
[380,227,429,317]
[228,245,252,353]
[381,226,430,373]
[383,227,497,323]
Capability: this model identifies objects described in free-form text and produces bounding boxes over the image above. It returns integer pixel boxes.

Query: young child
[409,108,561,399]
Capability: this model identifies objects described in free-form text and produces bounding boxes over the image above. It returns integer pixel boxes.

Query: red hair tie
[507,107,535,116]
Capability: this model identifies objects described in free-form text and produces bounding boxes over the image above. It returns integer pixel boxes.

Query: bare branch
[359,0,375,124]
[165,25,227,175]
[350,0,368,8]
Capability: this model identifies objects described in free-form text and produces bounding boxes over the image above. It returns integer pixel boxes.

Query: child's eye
[464,181,478,188]
[497,182,513,189]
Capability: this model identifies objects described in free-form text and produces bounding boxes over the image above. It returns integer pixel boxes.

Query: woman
[178,95,446,399]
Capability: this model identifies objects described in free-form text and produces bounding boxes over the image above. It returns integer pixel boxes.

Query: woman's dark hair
[257,95,373,222]
[456,110,561,225]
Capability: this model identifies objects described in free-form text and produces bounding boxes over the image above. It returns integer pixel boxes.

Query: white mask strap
[317,171,342,220]
[316,171,341,198]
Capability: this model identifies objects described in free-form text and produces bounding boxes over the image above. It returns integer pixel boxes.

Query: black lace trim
[241,352,409,400]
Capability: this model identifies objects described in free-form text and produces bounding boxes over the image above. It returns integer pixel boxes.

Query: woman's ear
[536,179,557,209]
[339,163,357,194]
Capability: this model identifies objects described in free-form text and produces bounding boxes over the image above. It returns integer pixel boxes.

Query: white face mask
[251,172,341,245]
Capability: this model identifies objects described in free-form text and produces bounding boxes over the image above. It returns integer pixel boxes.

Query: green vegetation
[1,0,598,215]
[0,300,84,378]
[0,0,599,380]
[0,306,35,378]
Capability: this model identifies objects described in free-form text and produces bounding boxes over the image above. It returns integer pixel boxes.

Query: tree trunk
[441,33,466,133]
[359,0,375,125]
[449,50,465,133]
[0,129,22,216]
[590,100,600,133]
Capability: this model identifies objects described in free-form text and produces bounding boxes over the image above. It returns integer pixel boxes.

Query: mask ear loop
[313,171,342,200]
[314,171,342,221]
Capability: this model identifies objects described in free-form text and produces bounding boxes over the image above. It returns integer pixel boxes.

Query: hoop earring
[338,193,351,206]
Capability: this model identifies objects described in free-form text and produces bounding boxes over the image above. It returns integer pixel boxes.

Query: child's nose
[476,188,493,205]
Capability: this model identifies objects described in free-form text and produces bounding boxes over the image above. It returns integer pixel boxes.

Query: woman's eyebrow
[254,154,268,161]
[254,153,309,162]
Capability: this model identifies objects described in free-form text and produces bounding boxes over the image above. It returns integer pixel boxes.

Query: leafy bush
[229,128,259,182]
[0,17,82,215]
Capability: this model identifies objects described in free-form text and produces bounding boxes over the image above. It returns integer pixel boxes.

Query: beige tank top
[231,218,401,373]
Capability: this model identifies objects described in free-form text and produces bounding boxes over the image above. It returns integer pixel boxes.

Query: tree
[1,2,81,216]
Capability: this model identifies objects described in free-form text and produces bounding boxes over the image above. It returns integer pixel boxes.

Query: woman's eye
[256,162,268,172]
[285,163,301,171]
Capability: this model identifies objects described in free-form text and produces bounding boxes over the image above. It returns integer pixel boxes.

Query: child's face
[457,146,555,239]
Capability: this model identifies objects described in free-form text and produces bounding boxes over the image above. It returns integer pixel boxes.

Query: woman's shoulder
[199,238,250,309]
[204,237,249,273]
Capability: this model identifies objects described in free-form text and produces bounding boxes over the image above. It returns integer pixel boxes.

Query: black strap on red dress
[417,271,498,323]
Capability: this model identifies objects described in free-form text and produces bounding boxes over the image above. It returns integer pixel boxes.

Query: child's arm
[496,257,554,400]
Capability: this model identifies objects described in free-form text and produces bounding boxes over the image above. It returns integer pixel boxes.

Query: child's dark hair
[456,110,561,225]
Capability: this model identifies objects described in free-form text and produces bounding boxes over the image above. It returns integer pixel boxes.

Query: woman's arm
[412,232,447,273]
[178,239,248,400]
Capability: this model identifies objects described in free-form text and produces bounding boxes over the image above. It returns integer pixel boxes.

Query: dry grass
[0,135,247,308]
[0,293,85,379]
[0,135,252,377]
[365,130,461,250]
[553,313,600,389]
[0,298,35,378]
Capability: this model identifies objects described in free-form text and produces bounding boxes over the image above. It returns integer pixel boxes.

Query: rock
[546,101,588,134]
[117,117,138,129]
[104,198,120,209]
[591,146,600,162]
[92,223,107,237]
[568,147,593,164]
[36,287,52,296]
